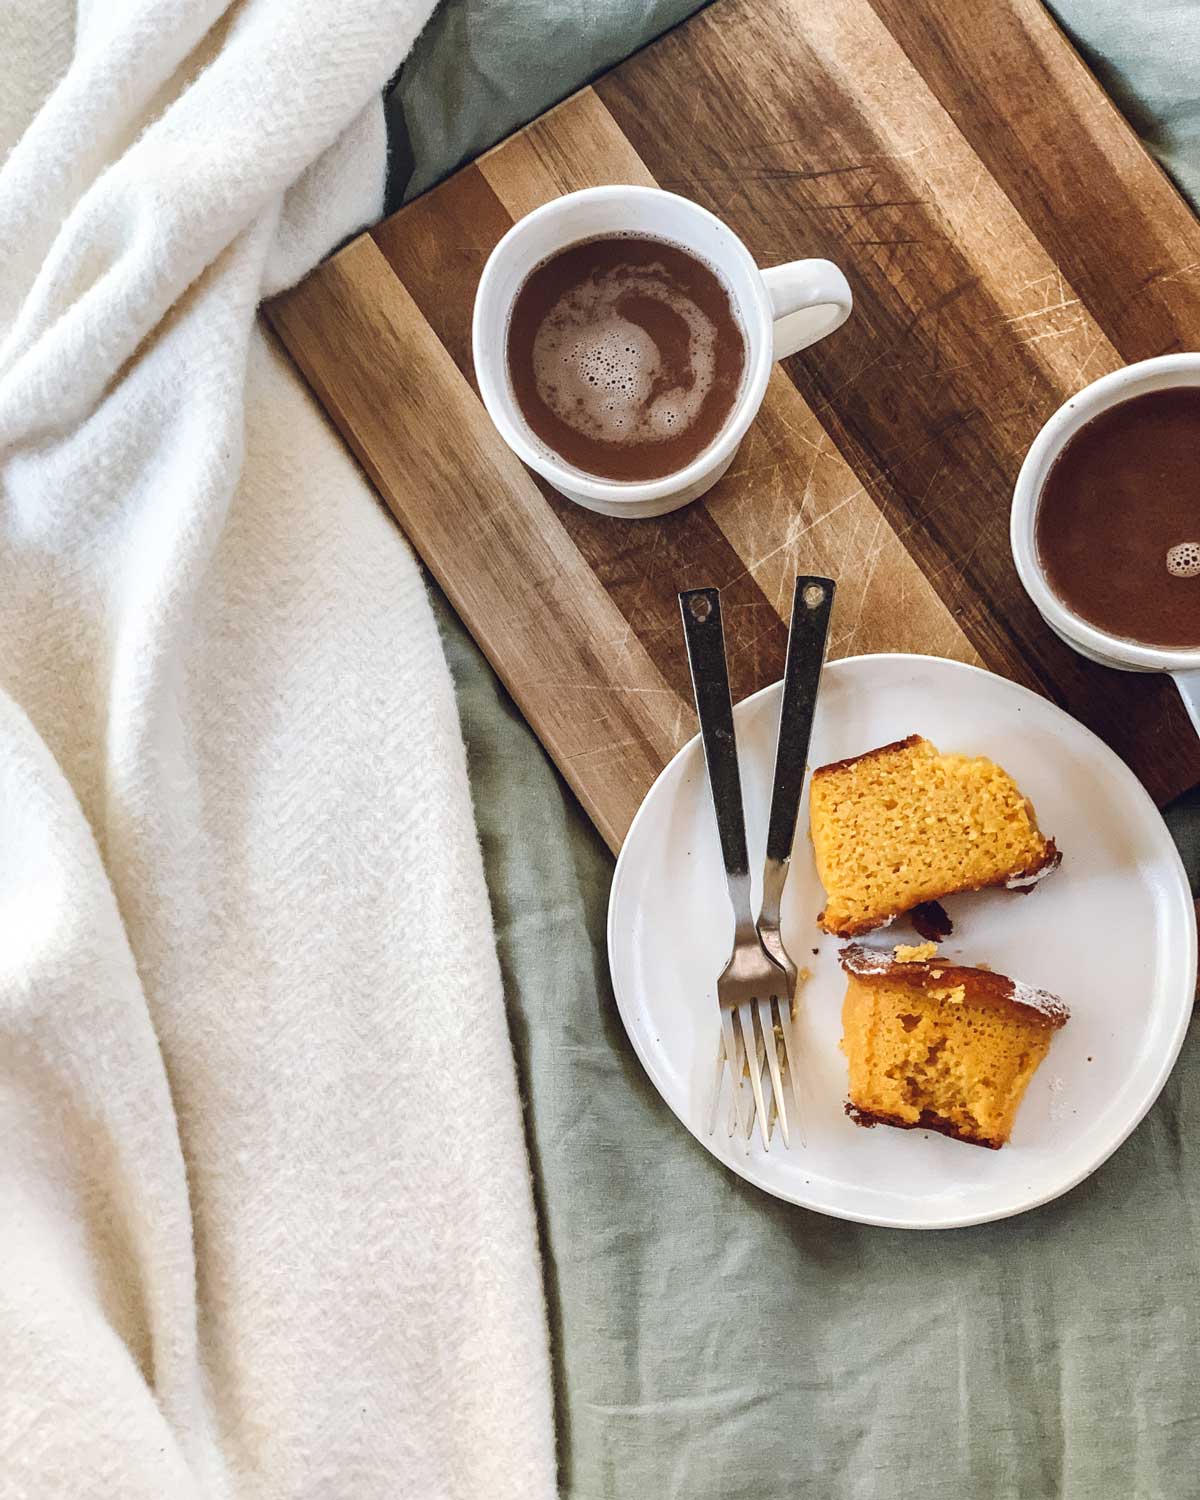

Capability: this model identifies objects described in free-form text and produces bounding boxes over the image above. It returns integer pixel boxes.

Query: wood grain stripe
[763,0,1124,395]
[596,0,1200,801]
[707,370,983,666]
[383,98,793,708]
[482,93,981,680]
[478,88,657,214]
[266,0,1200,843]
[266,236,691,850]
[371,164,510,379]
[868,0,1200,365]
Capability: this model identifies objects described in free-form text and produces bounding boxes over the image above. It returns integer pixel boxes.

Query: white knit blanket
[0,3,554,1495]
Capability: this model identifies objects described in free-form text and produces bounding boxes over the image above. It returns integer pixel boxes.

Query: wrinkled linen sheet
[0,3,554,1495]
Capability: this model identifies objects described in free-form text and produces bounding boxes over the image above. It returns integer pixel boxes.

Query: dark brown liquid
[505,234,747,482]
[1036,386,1200,648]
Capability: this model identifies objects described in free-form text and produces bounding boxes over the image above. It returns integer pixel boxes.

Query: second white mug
[472,185,852,519]
[1009,352,1200,741]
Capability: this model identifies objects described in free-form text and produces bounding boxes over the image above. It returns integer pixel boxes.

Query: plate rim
[607,652,1198,1230]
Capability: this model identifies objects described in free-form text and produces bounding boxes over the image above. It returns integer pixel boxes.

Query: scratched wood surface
[265,0,1200,852]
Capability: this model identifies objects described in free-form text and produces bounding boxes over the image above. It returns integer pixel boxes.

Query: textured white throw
[0,3,554,1496]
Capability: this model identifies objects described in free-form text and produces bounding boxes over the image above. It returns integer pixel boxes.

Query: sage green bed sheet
[391,3,1200,1493]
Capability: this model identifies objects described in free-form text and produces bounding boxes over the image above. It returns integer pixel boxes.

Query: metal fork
[682,576,835,1148]
[753,576,836,1139]
[680,586,792,1150]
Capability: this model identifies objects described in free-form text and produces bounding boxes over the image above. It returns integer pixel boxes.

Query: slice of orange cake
[810,735,1060,937]
[839,943,1068,1150]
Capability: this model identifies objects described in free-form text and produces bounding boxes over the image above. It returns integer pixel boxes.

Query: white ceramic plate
[607,654,1196,1229]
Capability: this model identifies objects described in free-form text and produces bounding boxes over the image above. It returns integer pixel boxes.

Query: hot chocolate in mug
[472,185,853,519]
[1010,353,1200,741]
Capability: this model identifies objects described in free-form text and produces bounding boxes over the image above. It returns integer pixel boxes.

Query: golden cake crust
[844,1101,1008,1151]
[838,944,1069,1029]
[811,733,925,780]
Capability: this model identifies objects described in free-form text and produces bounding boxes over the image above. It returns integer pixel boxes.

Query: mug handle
[761,260,853,360]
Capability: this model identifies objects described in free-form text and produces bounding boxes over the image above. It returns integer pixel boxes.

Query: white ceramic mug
[1010,353,1200,739]
[472,185,852,519]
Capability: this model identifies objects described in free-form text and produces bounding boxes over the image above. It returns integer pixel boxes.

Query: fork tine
[738,1002,771,1150]
[732,1032,750,1134]
[781,993,806,1144]
[739,1015,763,1146]
[738,1022,767,1141]
[726,1037,739,1137]
[757,1026,771,1141]
[736,997,783,1144]
[720,1025,754,1137]
[711,1025,758,1141]
[707,1027,729,1137]
[723,991,800,1147]
[758,996,790,1147]
[720,1007,753,1147]
[761,1037,776,1142]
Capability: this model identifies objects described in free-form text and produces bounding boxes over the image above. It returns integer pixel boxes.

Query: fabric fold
[1,3,555,1495]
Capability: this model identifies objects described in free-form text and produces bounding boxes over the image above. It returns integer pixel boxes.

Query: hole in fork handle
[688,594,713,622]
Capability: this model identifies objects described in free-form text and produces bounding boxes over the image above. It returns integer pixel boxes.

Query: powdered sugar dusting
[838,944,897,976]
[1008,978,1070,1024]
[839,943,1069,1026]
[1006,843,1063,890]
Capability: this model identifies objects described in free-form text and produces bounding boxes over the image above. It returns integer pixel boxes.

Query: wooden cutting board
[265,0,1200,852]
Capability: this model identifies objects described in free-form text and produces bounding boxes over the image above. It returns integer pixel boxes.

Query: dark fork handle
[679,589,751,901]
[766,576,836,866]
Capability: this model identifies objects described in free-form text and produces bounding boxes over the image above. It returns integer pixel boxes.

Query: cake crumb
[894,942,938,963]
